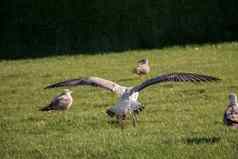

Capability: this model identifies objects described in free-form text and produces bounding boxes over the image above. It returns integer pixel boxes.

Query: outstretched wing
[45,77,125,95]
[130,72,221,94]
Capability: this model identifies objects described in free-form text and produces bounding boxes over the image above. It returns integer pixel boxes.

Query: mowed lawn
[0,42,238,159]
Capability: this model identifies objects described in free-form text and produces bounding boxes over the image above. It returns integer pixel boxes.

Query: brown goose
[40,89,73,111]
[133,58,150,77]
[45,72,220,128]
[224,93,238,128]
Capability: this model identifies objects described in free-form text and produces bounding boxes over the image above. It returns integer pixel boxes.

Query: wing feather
[45,77,123,95]
[130,72,220,94]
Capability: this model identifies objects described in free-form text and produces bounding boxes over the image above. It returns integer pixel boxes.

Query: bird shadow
[160,84,174,88]
[228,85,238,91]
[180,88,206,95]
[183,136,221,145]
[117,77,136,83]
[107,120,127,129]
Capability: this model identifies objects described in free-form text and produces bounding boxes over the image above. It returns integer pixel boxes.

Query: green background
[1,0,238,59]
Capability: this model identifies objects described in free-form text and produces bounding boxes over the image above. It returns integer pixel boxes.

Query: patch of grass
[0,42,238,159]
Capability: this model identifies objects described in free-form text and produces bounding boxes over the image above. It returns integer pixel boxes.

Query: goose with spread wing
[45,72,220,128]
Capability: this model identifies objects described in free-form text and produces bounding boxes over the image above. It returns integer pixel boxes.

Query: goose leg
[117,115,125,129]
[134,113,139,122]
[107,116,114,124]
[130,112,137,127]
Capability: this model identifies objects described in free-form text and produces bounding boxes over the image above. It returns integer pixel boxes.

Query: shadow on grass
[228,85,238,91]
[117,77,137,83]
[181,88,206,95]
[107,120,129,129]
[184,136,221,145]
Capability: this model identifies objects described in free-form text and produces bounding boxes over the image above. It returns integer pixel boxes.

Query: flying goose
[40,89,73,111]
[45,72,220,128]
[133,58,150,77]
[224,93,238,128]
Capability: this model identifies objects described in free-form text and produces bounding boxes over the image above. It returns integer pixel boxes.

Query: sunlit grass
[0,42,238,159]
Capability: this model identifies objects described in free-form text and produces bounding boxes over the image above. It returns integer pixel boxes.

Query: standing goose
[40,89,73,111]
[133,58,150,78]
[224,93,238,128]
[45,72,220,128]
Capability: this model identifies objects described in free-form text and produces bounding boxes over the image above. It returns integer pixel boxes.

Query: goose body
[224,93,238,128]
[40,89,73,111]
[134,59,150,77]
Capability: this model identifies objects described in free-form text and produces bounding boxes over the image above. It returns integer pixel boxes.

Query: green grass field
[1,42,238,159]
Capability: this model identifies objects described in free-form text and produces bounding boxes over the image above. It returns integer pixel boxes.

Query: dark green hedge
[1,0,238,59]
